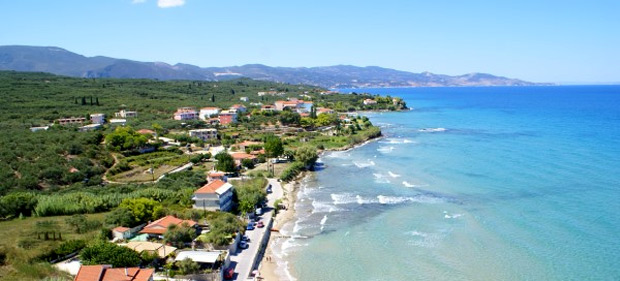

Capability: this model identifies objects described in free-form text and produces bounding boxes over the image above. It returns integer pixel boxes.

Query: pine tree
[81,97,86,105]
[90,97,93,106]
[231,89,235,95]
[211,94,215,103]
[74,98,78,105]
[96,97,99,106]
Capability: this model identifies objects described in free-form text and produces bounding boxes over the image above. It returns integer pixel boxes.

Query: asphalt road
[230,178,283,280]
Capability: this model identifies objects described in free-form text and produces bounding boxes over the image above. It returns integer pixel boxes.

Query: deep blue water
[271,86,620,281]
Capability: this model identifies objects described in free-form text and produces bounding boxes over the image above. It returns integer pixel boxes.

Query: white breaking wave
[388,171,401,178]
[443,211,464,219]
[418,127,447,133]
[377,146,395,153]
[383,138,415,144]
[373,173,391,184]
[405,230,429,237]
[311,200,339,213]
[326,151,350,158]
[331,193,443,205]
[320,215,328,225]
[402,181,416,187]
[353,160,375,168]
[320,215,328,231]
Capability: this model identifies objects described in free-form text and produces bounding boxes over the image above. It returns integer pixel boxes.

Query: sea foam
[418,127,447,133]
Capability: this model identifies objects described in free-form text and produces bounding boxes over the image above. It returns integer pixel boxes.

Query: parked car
[256,208,263,216]
[224,268,234,280]
[257,221,265,228]
[239,241,249,249]
[246,222,255,230]
[266,185,272,194]
[242,235,250,242]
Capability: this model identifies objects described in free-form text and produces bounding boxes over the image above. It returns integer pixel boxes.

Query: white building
[229,104,247,113]
[79,124,102,132]
[363,99,378,105]
[30,126,49,132]
[199,107,221,120]
[115,110,138,118]
[192,180,234,211]
[188,128,218,141]
[109,118,127,126]
[174,107,198,120]
[90,113,106,124]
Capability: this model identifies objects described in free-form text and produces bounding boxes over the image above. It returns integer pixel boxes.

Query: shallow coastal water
[272,86,620,281]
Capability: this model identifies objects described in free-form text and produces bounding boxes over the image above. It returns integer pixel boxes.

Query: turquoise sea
[270,86,620,281]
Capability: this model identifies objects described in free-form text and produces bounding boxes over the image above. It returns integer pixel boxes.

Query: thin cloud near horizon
[132,0,186,8]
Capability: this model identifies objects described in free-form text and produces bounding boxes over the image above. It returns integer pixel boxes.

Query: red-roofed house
[317,107,335,115]
[193,180,234,211]
[173,107,198,120]
[207,171,227,182]
[74,265,154,281]
[230,153,258,166]
[136,129,156,136]
[235,141,263,151]
[139,216,197,237]
[218,110,237,125]
[112,226,131,240]
[261,105,276,112]
[230,104,247,113]
[274,100,313,113]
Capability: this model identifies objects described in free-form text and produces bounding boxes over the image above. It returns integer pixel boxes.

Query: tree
[214,152,236,172]
[211,93,215,103]
[295,146,318,168]
[105,126,149,152]
[0,192,38,218]
[264,135,284,158]
[81,242,141,267]
[279,111,301,126]
[81,97,86,105]
[65,214,101,234]
[176,258,199,275]
[310,106,317,119]
[105,207,135,227]
[164,223,197,248]
[152,123,164,139]
[230,89,236,95]
[117,198,164,226]
[95,97,99,106]
[241,158,255,169]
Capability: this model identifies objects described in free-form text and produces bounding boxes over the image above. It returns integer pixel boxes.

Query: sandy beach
[258,179,301,281]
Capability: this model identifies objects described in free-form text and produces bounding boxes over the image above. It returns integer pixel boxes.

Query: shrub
[280,162,305,182]
[81,242,141,267]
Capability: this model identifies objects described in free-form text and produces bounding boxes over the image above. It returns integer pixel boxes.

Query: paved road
[230,178,283,280]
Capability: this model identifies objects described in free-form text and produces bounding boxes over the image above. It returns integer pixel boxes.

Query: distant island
[0,45,551,88]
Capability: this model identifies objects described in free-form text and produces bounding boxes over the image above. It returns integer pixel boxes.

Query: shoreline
[258,135,382,281]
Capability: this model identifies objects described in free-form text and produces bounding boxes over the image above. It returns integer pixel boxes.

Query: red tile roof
[74,265,154,281]
[74,265,106,281]
[136,129,155,135]
[113,226,130,233]
[195,180,227,194]
[231,153,257,160]
[139,215,196,235]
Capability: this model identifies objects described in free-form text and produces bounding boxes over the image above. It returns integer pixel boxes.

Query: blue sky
[1,0,619,83]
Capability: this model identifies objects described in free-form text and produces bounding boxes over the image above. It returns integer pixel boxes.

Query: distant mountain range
[0,45,549,88]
